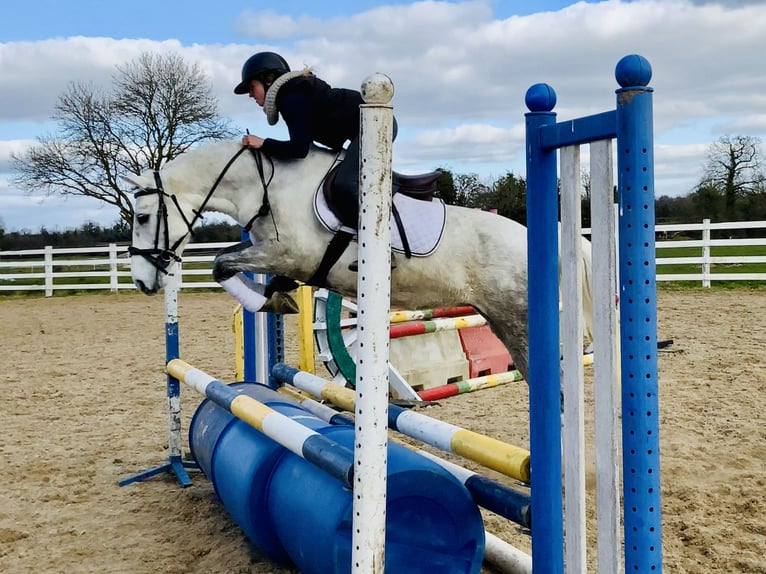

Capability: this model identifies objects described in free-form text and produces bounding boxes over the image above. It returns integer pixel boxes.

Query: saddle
[306,162,447,289]
[322,163,442,215]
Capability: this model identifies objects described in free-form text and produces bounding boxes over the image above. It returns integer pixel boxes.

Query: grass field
[657,244,766,288]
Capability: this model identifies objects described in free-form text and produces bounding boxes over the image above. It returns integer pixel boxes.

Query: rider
[235,51,396,271]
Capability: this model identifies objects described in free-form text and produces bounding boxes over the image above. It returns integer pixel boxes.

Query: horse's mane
[153,140,341,206]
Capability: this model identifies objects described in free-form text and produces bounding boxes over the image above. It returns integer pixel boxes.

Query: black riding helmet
[234,51,290,94]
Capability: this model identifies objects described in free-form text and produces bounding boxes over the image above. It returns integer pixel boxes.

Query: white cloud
[2,0,766,230]
[0,140,35,172]
[0,179,121,232]
[398,123,522,167]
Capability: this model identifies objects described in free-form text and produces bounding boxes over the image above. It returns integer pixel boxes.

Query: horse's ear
[122,173,151,189]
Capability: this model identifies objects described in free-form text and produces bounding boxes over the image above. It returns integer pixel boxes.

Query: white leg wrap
[220,273,267,313]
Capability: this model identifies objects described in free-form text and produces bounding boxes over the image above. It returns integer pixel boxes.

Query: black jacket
[262,74,364,159]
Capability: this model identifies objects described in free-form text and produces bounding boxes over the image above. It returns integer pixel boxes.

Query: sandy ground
[1,289,765,573]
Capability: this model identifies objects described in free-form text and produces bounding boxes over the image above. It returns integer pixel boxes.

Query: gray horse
[126,140,594,381]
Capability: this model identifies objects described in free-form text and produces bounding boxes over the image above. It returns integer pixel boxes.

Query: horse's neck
[187,146,335,230]
[229,150,334,228]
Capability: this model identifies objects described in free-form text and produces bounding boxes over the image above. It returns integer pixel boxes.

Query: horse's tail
[558,226,596,351]
[579,235,595,347]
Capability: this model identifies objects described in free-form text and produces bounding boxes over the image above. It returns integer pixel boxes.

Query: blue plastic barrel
[189,382,333,564]
[189,382,485,573]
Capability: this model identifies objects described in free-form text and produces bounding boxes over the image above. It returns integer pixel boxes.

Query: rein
[128,147,275,274]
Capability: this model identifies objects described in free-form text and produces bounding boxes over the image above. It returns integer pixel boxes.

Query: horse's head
[125,170,196,294]
[125,140,335,294]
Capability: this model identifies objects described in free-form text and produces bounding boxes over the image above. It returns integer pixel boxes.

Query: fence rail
[2,219,766,295]
[659,218,766,287]
[0,242,222,295]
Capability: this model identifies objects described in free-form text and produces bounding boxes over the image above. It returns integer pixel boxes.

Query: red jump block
[458,324,513,378]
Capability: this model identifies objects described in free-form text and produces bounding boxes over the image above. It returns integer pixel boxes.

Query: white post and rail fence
[2,218,766,295]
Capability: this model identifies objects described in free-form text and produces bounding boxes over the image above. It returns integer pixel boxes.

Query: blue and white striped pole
[119,269,197,487]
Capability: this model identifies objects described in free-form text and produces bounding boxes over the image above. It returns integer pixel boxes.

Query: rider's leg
[333,118,398,227]
[340,120,399,271]
[333,138,361,229]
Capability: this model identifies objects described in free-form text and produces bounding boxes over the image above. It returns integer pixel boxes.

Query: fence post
[352,72,395,573]
[615,54,663,573]
[701,218,711,288]
[524,82,565,574]
[44,245,54,297]
[109,243,119,292]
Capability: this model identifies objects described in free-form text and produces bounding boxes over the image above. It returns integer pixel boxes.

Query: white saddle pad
[313,187,446,257]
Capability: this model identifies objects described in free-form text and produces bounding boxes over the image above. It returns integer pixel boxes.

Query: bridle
[128,146,275,275]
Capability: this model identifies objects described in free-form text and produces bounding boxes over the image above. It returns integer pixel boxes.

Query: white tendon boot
[219,273,268,313]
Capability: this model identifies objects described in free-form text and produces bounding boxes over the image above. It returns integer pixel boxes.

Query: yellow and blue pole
[168,359,354,488]
[272,363,531,483]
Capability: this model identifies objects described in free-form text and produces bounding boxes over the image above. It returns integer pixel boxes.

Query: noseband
[128,147,275,275]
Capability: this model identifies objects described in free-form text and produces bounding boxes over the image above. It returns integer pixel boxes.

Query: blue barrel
[189,382,485,574]
[189,382,335,564]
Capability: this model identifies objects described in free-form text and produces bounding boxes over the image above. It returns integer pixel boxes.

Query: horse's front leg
[212,240,298,314]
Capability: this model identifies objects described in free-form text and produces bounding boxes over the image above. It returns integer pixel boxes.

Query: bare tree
[12,52,236,225]
[697,135,765,220]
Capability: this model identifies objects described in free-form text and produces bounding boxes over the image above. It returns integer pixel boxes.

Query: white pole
[109,243,119,292]
[44,245,53,297]
[560,145,586,574]
[352,73,395,573]
[164,269,183,462]
[590,139,623,573]
[702,218,711,288]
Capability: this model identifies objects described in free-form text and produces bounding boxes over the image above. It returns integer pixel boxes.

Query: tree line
[4,51,765,250]
[0,219,241,251]
[435,133,766,233]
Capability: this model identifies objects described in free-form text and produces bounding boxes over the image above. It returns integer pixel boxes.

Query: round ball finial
[361,73,395,104]
[525,83,557,112]
[615,54,652,88]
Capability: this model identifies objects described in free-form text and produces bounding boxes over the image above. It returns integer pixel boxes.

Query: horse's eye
[137,214,150,225]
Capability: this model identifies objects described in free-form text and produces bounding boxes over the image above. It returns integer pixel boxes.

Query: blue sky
[1,0,765,232]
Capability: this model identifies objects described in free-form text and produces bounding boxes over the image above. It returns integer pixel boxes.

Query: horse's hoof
[264,276,300,298]
[261,292,300,314]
